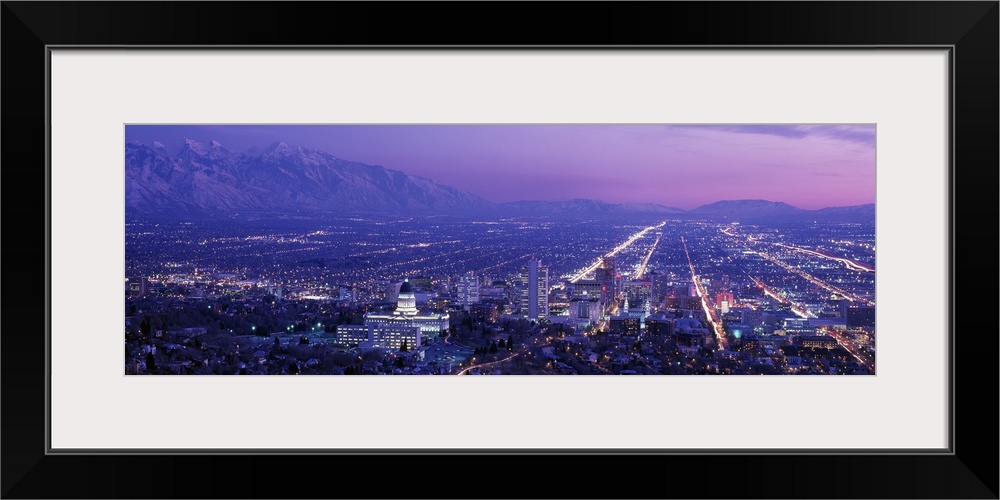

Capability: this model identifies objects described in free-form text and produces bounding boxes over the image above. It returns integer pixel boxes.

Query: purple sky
[125,124,875,210]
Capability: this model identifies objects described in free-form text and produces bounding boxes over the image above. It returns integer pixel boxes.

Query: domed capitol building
[335,279,449,350]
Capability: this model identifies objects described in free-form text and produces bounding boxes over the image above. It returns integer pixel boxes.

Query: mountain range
[687,199,874,222]
[125,140,874,221]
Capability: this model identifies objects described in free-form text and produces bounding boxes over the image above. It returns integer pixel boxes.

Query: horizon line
[126,138,875,211]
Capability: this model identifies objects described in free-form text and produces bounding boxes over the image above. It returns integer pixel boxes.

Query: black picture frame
[2,2,996,498]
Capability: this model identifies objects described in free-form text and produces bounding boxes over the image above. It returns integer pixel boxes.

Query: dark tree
[507,335,514,349]
[498,338,506,348]
[299,336,309,345]
[489,341,498,354]
[274,336,280,348]
[400,339,409,352]
[145,352,156,372]
[288,362,299,375]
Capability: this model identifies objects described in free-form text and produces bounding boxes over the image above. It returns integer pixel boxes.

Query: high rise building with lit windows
[597,257,616,305]
[456,271,480,308]
[520,257,549,320]
[716,292,735,313]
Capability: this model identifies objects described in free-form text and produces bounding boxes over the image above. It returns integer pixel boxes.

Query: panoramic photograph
[125,124,876,375]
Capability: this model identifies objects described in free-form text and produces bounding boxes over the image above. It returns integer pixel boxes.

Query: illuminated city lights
[125,125,875,376]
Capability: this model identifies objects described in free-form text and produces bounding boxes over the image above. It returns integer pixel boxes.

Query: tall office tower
[715,291,735,313]
[520,257,549,320]
[386,281,404,304]
[572,279,602,300]
[597,257,616,305]
[741,309,763,327]
[624,280,652,305]
[456,271,480,308]
[410,275,433,292]
[570,290,602,326]
[846,306,876,328]
[647,271,664,304]
[834,299,852,319]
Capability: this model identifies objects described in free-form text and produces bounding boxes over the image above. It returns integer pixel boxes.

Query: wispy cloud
[126,124,875,209]
[702,125,875,148]
[806,125,876,148]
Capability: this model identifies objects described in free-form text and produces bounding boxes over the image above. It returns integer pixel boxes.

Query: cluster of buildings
[333,256,560,350]
[132,251,874,366]
[336,279,449,350]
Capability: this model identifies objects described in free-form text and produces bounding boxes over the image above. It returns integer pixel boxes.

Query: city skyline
[125,124,875,210]
[126,215,876,376]
[125,124,876,376]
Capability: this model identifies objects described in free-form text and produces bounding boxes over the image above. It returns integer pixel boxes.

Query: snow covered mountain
[125,140,496,215]
[125,140,873,222]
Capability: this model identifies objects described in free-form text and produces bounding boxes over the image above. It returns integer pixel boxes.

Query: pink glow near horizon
[125,124,875,210]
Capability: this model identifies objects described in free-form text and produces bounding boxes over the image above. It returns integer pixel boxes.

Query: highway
[824,328,873,371]
[681,236,728,350]
[569,221,666,283]
[752,249,874,306]
[749,276,871,370]
[721,226,874,306]
[774,243,874,273]
[748,275,814,318]
[633,232,663,279]
[457,350,521,375]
